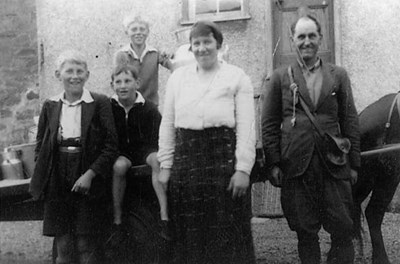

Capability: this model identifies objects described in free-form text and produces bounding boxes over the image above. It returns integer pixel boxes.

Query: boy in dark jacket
[109,64,168,241]
[30,50,118,264]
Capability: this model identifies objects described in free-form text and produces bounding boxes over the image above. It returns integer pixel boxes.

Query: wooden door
[272,0,335,69]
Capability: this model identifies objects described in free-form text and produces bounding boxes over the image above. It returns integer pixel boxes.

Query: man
[261,14,360,264]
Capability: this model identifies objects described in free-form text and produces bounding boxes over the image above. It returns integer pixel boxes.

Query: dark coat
[29,92,118,200]
[262,61,360,179]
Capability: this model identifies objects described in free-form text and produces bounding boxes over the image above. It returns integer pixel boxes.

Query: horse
[352,92,400,264]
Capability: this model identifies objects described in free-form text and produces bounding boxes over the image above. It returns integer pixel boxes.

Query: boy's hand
[227,171,250,199]
[159,52,173,71]
[71,169,96,195]
[158,168,171,191]
[159,51,171,60]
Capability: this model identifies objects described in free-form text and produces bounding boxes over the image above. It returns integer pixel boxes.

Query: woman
[157,20,256,264]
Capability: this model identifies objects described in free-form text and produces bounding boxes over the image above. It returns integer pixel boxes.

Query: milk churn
[1,148,24,180]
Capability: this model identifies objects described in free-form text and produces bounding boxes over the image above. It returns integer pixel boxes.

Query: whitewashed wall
[338,0,400,111]
[35,0,270,112]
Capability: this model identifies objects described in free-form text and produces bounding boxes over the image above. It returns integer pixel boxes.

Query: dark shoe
[159,220,172,241]
[108,223,127,248]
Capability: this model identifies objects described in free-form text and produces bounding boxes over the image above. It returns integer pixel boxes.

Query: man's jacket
[262,61,360,179]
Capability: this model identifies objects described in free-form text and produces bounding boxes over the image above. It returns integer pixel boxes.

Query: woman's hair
[189,20,223,49]
[56,50,87,70]
[111,64,139,82]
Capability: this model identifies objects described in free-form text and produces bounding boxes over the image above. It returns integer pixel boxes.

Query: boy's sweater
[111,96,161,165]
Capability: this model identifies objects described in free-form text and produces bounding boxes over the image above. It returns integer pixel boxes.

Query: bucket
[1,148,24,180]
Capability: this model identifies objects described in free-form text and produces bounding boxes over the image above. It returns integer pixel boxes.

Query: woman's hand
[227,171,250,199]
[71,169,95,195]
[269,166,283,188]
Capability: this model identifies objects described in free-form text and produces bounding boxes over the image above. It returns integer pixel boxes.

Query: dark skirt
[169,127,255,264]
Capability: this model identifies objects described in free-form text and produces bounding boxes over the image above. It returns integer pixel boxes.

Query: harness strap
[383,92,400,145]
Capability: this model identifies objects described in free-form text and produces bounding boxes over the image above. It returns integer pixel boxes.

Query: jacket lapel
[315,63,335,110]
[48,101,62,142]
[292,63,315,112]
[81,100,95,147]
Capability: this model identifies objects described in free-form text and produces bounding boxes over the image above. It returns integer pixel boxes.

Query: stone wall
[0,0,39,149]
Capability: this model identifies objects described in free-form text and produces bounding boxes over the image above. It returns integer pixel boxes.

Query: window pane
[220,0,241,13]
[196,0,217,15]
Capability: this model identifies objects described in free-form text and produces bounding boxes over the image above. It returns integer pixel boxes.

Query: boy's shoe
[159,220,172,241]
[108,223,127,248]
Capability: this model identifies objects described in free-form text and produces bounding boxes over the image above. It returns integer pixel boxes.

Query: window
[181,0,251,25]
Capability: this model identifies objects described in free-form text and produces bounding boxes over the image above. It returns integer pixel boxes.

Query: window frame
[180,0,251,25]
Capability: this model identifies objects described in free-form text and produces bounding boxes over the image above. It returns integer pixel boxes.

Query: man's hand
[350,169,358,185]
[227,171,250,199]
[269,166,283,187]
[71,169,96,195]
[158,168,171,191]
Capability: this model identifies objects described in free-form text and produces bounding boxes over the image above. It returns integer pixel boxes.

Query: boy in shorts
[29,50,118,264]
[109,64,169,242]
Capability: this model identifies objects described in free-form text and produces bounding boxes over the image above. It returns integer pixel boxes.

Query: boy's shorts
[122,150,152,167]
[43,150,106,237]
[43,193,104,236]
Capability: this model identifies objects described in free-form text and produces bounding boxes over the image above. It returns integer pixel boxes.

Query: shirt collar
[297,57,321,73]
[50,88,94,105]
[120,43,157,62]
[112,91,145,108]
[186,60,225,74]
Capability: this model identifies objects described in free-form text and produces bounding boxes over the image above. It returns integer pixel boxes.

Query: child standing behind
[29,50,118,264]
[113,14,172,106]
[109,64,169,243]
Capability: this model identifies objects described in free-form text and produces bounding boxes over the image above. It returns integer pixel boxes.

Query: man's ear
[86,70,90,80]
[55,70,60,79]
[316,33,323,47]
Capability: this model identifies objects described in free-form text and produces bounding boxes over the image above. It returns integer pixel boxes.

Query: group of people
[29,9,360,264]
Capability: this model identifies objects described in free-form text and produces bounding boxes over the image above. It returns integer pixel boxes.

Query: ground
[1,213,399,264]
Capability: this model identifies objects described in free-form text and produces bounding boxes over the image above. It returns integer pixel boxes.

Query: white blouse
[157,62,256,175]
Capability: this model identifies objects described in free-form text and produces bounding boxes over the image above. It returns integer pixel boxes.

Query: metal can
[1,148,24,180]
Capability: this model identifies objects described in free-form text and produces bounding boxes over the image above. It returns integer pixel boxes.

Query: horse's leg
[352,163,376,263]
[365,159,400,264]
[352,198,366,264]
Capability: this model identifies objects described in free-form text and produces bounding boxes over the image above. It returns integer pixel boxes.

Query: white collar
[186,60,225,74]
[120,43,157,62]
[112,91,145,108]
[50,88,94,105]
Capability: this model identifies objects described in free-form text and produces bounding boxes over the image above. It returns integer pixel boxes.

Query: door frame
[264,0,343,78]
